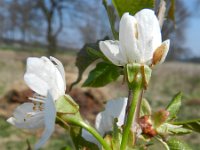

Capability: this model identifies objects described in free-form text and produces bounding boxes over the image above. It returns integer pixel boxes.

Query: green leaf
[112,0,155,18]
[166,92,182,121]
[70,38,108,90]
[140,98,151,116]
[83,62,121,87]
[166,138,192,150]
[157,123,192,136]
[87,47,106,60]
[172,119,200,133]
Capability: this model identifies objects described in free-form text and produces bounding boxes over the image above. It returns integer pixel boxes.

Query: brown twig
[158,0,167,29]
[125,89,133,122]
[134,89,144,123]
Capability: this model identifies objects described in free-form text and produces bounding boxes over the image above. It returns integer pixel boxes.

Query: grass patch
[0,44,77,56]
[0,117,14,137]
[0,117,75,150]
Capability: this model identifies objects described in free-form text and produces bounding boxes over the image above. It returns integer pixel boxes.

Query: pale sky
[183,0,200,57]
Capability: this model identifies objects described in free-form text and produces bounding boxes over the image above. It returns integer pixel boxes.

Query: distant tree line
[0,0,196,59]
[0,0,109,55]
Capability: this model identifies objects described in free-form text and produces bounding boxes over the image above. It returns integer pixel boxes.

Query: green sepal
[166,92,182,121]
[56,95,82,125]
[126,63,152,89]
[56,95,84,149]
[55,96,104,150]
[56,95,79,114]
[156,123,192,136]
[83,62,121,87]
[166,138,192,150]
[141,65,152,88]
[126,63,141,84]
[172,119,200,133]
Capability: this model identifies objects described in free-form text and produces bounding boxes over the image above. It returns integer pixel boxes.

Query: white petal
[35,91,56,149]
[99,40,127,66]
[41,57,65,100]
[119,13,140,63]
[95,97,127,136]
[24,73,49,96]
[82,129,100,147]
[24,57,65,100]
[135,9,162,63]
[50,56,66,91]
[7,117,16,125]
[7,103,44,129]
[24,57,53,96]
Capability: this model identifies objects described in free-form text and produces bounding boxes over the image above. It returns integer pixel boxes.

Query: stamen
[29,97,45,103]
[33,105,37,111]
[39,103,44,111]
[26,113,33,118]
[33,94,46,100]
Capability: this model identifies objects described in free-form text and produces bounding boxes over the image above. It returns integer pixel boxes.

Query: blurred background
[0,0,199,149]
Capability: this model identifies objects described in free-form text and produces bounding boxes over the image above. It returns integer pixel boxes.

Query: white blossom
[82,97,127,146]
[99,9,170,66]
[7,56,66,149]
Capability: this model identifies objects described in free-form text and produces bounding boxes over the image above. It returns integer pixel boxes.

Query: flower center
[29,94,45,111]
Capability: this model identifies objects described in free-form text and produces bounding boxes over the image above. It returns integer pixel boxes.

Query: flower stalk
[57,115,112,150]
[121,81,143,150]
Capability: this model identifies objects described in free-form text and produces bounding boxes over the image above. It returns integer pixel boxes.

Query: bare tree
[160,0,191,59]
[10,0,42,42]
[0,0,109,53]
[35,0,67,56]
[0,0,42,44]
[56,0,110,49]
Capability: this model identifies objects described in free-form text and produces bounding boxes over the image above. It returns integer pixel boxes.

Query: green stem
[57,116,111,150]
[120,86,142,150]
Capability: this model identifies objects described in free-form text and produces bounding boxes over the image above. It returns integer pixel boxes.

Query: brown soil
[0,87,106,124]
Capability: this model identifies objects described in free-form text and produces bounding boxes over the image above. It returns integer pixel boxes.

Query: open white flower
[99,9,170,66]
[82,97,127,146]
[95,97,127,136]
[7,56,66,149]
